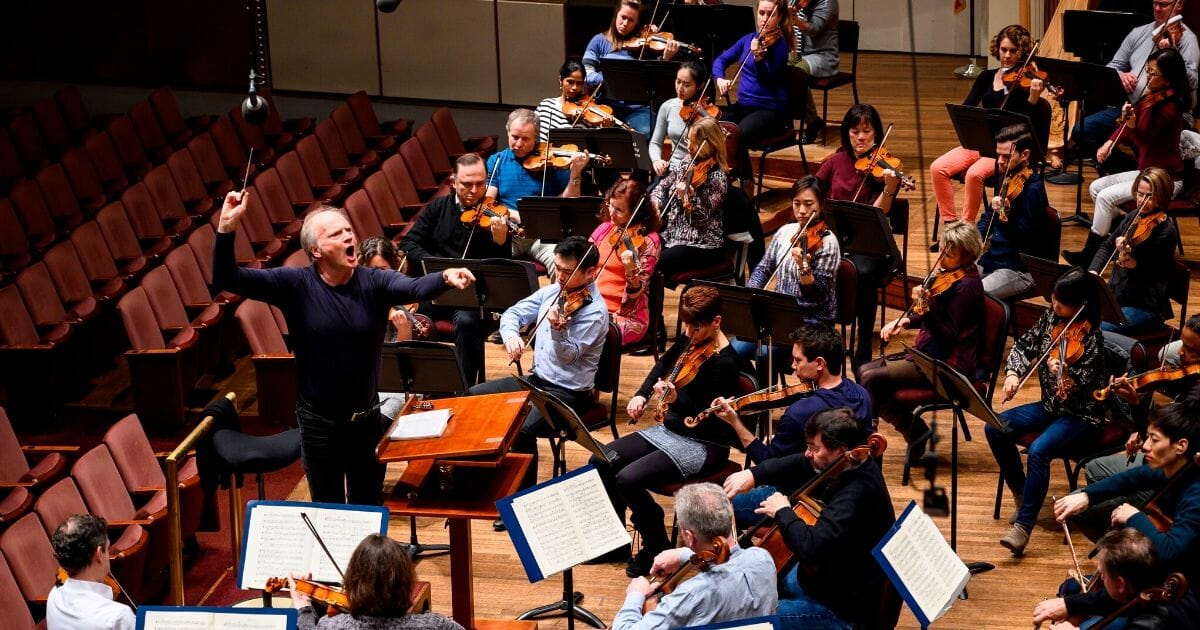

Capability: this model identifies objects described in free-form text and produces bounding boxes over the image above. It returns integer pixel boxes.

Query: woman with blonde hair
[650,117,729,279]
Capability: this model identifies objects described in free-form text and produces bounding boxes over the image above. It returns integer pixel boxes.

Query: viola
[562,99,632,131]
[521,142,612,171]
[788,0,813,16]
[1088,573,1188,629]
[625,27,703,56]
[642,537,731,614]
[1094,364,1200,400]
[999,165,1031,205]
[679,96,720,125]
[853,147,916,192]
[460,197,525,237]
[392,305,435,340]
[791,217,827,276]
[684,380,817,428]
[643,337,720,425]
[911,265,968,316]
[265,576,350,617]
[740,434,887,572]
[1140,453,1200,532]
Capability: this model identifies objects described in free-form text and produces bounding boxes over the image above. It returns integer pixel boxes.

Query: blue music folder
[872,501,968,629]
[136,606,297,630]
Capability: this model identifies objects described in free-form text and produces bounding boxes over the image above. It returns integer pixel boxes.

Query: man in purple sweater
[213,192,474,505]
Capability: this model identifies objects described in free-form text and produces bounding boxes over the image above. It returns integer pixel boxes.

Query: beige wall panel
[497,1,565,106]
[379,0,499,103]
[840,0,974,55]
[267,0,380,94]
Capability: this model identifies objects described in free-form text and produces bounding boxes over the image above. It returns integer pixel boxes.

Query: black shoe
[493,518,506,532]
[625,550,654,578]
[1062,231,1103,268]
[583,543,631,565]
[801,118,825,145]
[928,241,940,253]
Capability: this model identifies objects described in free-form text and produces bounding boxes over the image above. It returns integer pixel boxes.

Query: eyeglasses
[1146,70,1162,77]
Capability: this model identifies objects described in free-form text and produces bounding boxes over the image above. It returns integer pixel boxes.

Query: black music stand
[825,201,902,271]
[548,127,654,173]
[1062,10,1148,64]
[906,346,1000,590]
[1032,58,1128,224]
[691,280,809,388]
[598,58,680,114]
[668,3,755,62]
[512,376,611,630]
[516,196,604,242]
[1018,254,1128,326]
[944,104,1042,164]
[421,258,539,317]
[378,340,469,559]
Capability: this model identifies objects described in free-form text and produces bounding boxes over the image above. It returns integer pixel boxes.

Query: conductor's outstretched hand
[217,191,247,233]
[441,268,476,289]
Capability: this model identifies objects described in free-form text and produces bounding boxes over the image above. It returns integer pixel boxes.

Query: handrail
[165,392,235,605]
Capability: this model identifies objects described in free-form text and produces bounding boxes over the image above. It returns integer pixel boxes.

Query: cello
[739,433,887,572]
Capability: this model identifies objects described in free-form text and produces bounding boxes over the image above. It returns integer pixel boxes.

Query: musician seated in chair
[858,220,984,452]
[289,533,464,630]
[1032,527,1200,630]
[1054,401,1200,594]
[614,482,777,630]
[988,268,1128,557]
[727,407,895,630]
[720,324,872,527]
[47,514,135,630]
[592,284,745,578]
[399,153,513,386]
[469,236,607,498]
[975,124,1050,300]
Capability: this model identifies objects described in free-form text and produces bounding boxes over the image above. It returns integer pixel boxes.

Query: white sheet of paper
[239,504,382,588]
[879,506,968,624]
[510,469,630,579]
[142,610,214,630]
[389,409,451,440]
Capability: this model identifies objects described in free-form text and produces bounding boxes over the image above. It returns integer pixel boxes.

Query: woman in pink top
[590,177,661,345]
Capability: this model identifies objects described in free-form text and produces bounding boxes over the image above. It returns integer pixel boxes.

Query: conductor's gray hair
[299,206,351,261]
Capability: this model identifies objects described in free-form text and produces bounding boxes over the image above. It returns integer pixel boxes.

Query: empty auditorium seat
[55,86,106,140]
[120,182,179,243]
[84,131,131,196]
[148,87,209,145]
[143,165,195,235]
[238,188,289,262]
[379,155,428,221]
[116,286,200,431]
[332,104,393,159]
[165,149,216,219]
[347,90,411,144]
[0,548,41,630]
[128,101,171,161]
[0,128,25,186]
[0,286,74,426]
[259,87,314,137]
[61,147,109,213]
[362,171,408,234]
[96,201,157,277]
[0,406,76,525]
[430,106,496,158]
[35,164,84,231]
[209,117,270,176]
[344,190,387,241]
[315,118,377,172]
[8,113,49,173]
[0,198,33,276]
[414,123,452,180]
[43,241,125,318]
[398,138,442,199]
[249,168,303,240]
[230,106,293,155]
[295,135,360,190]
[105,116,153,179]
[275,150,342,209]
[10,179,59,251]
[235,300,297,426]
[0,513,58,607]
[32,97,72,155]
[185,132,238,196]
[70,221,130,288]
[16,262,85,332]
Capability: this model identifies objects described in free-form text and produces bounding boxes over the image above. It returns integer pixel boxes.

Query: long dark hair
[1053,268,1101,326]
[1151,47,1191,110]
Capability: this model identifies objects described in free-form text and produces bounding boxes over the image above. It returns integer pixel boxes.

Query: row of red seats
[0,406,203,627]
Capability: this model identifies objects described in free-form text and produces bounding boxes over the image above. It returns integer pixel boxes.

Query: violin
[1000,61,1065,98]
[911,265,968,317]
[1093,364,1200,401]
[853,147,917,192]
[683,380,817,428]
[460,197,524,237]
[679,157,716,213]
[1157,14,1185,49]
[625,27,703,56]
[563,98,632,131]
[999,165,1031,206]
[739,434,887,572]
[641,337,720,425]
[792,217,827,276]
[265,576,350,617]
[756,27,784,49]
[554,286,592,329]
[56,567,123,602]
[679,96,720,125]
[608,225,646,276]
[642,537,731,614]
[390,305,435,341]
[521,142,612,171]
[1128,210,1168,248]
[1050,317,1091,400]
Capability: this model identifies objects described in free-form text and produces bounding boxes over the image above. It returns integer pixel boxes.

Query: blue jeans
[1071,107,1120,153]
[778,564,852,630]
[613,104,652,139]
[730,338,790,383]
[985,402,1102,527]
[1100,306,1161,337]
[731,485,777,530]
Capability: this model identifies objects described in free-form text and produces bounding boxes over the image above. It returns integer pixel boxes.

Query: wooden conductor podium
[376,391,537,630]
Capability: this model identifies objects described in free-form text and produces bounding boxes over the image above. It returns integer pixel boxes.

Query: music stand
[944,104,1043,165]
[549,127,654,173]
[691,280,809,388]
[516,196,604,243]
[825,200,902,273]
[906,346,1000,588]
[598,58,680,114]
[512,376,610,630]
[1031,57,1128,224]
[667,3,755,62]
[421,258,539,316]
[1018,254,1128,326]
[1061,11,1148,64]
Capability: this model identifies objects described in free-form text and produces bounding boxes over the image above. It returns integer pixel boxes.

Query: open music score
[137,606,296,630]
[237,501,387,590]
[873,501,969,628]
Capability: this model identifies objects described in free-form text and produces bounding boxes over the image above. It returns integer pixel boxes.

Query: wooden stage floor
[245,51,1200,628]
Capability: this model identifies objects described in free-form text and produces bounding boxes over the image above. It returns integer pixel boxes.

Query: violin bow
[661,138,712,220]
[762,210,818,291]
[724,2,780,106]
[109,572,138,611]
[1096,194,1151,277]
[1054,496,1094,594]
[637,0,665,61]
[462,152,506,259]
[1006,306,1087,402]
[1111,4,1184,144]
[997,39,1043,110]
[982,143,1018,246]
[881,249,947,356]
[850,123,895,204]
[300,512,346,581]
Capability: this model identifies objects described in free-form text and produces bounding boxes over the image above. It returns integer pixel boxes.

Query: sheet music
[509,468,630,579]
[142,610,291,630]
[239,503,385,589]
[875,502,968,625]
[389,408,451,440]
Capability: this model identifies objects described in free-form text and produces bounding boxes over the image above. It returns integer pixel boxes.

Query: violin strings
[850,122,894,203]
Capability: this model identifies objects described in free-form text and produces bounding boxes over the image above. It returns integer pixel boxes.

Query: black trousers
[721,104,792,148]
[657,245,728,283]
[295,398,387,505]
[418,303,484,386]
[590,432,730,554]
[467,374,594,489]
